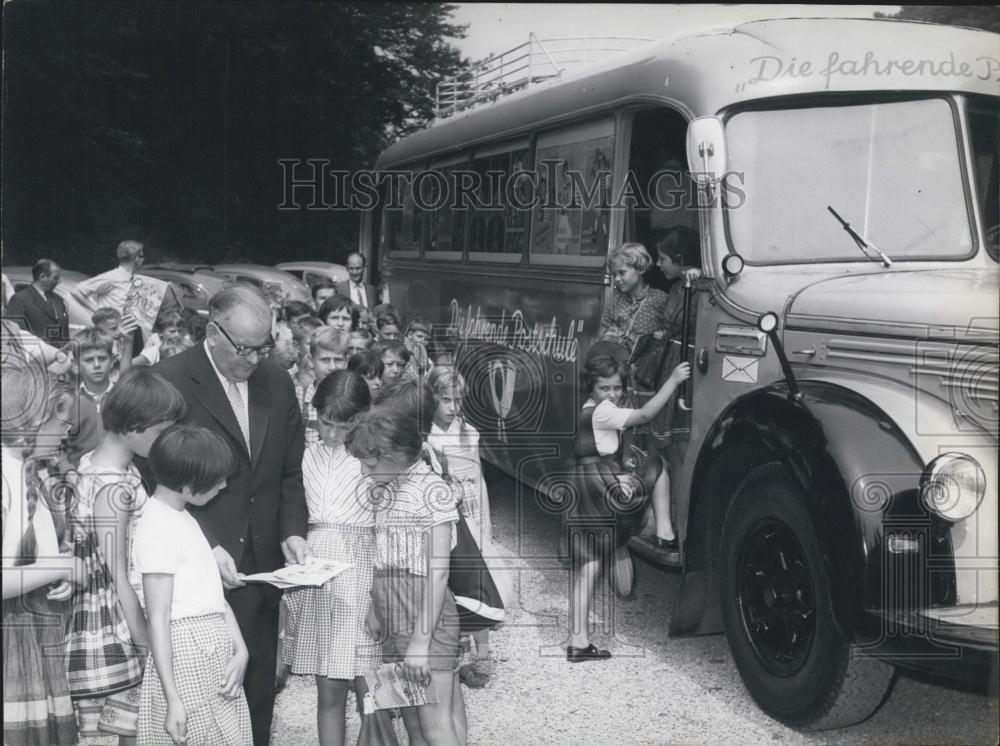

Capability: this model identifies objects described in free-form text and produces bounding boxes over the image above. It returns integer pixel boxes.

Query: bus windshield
[726,98,974,265]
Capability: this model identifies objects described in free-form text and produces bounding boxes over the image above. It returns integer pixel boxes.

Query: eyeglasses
[212,321,274,358]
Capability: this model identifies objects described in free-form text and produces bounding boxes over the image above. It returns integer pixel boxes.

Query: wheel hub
[736,519,817,676]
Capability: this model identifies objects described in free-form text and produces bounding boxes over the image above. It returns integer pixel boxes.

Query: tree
[1,2,466,271]
[875,5,1000,34]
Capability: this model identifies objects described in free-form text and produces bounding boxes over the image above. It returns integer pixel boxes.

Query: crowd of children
[2,235,694,744]
[2,275,500,746]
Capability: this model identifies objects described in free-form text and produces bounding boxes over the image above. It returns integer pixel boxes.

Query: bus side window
[529,119,614,265]
[468,145,530,260]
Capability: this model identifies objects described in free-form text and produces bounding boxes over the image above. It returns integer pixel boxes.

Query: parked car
[2,265,95,333]
[139,266,231,316]
[274,261,349,288]
[206,264,311,304]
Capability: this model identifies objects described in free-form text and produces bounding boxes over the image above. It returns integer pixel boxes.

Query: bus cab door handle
[697,348,709,374]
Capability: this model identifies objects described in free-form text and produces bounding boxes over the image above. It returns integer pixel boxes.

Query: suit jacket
[151,343,307,572]
[4,286,69,342]
[334,280,379,309]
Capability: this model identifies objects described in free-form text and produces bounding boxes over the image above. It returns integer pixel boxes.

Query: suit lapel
[189,345,251,462]
[28,289,57,321]
[247,371,270,469]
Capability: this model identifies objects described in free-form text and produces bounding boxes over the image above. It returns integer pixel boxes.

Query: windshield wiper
[827,206,893,268]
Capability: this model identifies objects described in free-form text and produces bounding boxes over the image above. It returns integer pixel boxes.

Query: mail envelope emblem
[721,356,759,383]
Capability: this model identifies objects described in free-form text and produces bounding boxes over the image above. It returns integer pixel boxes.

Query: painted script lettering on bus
[445,299,584,363]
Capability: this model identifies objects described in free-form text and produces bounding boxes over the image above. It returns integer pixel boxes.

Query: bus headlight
[920,453,986,522]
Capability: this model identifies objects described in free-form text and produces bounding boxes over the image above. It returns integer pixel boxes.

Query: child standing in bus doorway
[566,354,689,661]
[631,226,703,557]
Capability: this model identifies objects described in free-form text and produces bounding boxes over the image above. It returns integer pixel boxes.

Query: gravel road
[85,467,997,746]
[269,467,999,746]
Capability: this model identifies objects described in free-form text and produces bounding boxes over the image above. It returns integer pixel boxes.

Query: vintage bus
[360,18,999,729]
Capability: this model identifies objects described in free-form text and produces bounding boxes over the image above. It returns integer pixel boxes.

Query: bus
[361,18,999,729]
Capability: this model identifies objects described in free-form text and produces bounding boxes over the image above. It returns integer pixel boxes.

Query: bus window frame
[424,153,470,262]
[467,137,533,265]
[528,117,617,268]
[720,93,978,266]
[382,161,425,260]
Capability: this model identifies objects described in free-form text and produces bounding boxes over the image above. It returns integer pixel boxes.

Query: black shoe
[566,644,612,662]
[653,536,678,552]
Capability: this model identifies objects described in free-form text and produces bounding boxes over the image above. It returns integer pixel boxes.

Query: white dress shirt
[350,282,368,308]
[204,340,249,448]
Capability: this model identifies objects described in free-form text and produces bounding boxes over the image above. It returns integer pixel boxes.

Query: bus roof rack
[433,33,654,122]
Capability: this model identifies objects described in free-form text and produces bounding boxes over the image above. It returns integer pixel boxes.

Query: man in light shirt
[333,252,378,309]
[73,239,145,312]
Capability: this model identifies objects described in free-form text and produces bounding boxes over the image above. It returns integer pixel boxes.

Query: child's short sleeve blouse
[373,460,458,576]
[586,399,634,456]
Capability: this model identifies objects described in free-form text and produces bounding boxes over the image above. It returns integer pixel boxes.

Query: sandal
[459,663,490,688]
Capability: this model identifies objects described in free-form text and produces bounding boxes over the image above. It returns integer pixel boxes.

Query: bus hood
[783,269,999,341]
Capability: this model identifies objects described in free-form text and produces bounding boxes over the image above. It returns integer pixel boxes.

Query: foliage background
[2,1,465,272]
[3,3,998,273]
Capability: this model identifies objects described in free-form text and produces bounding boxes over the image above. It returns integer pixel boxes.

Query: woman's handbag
[64,525,144,698]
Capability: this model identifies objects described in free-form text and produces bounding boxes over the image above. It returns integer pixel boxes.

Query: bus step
[627,535,682,567]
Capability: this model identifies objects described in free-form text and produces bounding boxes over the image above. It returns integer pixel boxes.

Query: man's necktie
[226,380,250,452]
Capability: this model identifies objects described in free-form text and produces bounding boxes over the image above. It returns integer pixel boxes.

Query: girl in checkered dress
[134,424,251,746]
[279,370,380,746]
[68,368,186,743]
[3,366,83,746]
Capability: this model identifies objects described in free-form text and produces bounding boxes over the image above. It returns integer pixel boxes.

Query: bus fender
[671,380,924,641]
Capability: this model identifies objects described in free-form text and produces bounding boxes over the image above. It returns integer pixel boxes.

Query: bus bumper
[861,604,999,684]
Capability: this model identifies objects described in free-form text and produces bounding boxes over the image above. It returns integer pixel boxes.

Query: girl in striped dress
[280,370,381,746]
[347,406,467,746]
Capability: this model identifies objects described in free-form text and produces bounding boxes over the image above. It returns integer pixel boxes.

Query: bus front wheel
[720,462,895,730]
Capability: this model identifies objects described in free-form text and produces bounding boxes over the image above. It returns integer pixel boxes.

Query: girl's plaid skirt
[2,593,78,746]
[138,613,251,746]
[280,523,380,679]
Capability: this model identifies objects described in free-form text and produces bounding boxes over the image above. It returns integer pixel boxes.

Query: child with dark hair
[373,377,436,441]
[3,365,84,746]
[374,339,411,383]
[69,368,187,742]
[318,295,356,333]
[565,354,689,662]
[280,371,382,745]
[133,310,184,366]
[347,350,384,396]
[134,424,251,745]
[181,311,208,345]
[346,408,466,746]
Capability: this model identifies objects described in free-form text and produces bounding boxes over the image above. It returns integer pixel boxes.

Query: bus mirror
[686,117,727,185]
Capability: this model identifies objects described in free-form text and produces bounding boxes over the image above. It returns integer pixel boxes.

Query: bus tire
[720,462,895,730]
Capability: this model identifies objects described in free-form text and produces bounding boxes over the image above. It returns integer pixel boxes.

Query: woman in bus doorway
[598,242,681,556]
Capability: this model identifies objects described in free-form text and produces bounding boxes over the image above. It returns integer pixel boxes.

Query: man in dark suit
[334,251,379,309]
[152,283,307,745]
[3,259,70,343]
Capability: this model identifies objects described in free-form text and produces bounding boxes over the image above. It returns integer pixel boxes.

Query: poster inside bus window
[468,148,530,256]
[530,123,613,260]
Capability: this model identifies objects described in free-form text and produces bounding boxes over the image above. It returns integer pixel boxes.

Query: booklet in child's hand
[361,663,440,714]
[239,558,352,589]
